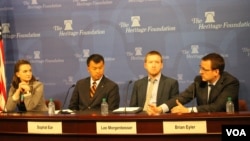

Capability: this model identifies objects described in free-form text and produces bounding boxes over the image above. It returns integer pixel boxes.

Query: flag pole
[0,21,7,111]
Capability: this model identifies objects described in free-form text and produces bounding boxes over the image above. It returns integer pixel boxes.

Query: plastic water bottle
[101,98,109,116]
[48,98,55,115]
[226,97,234,114]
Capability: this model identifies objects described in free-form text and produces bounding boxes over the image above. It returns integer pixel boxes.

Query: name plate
[28,121,62,134]
[96,122,137,134]
[163,121,207,134]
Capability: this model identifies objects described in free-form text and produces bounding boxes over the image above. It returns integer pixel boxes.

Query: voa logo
[226,129,246,136]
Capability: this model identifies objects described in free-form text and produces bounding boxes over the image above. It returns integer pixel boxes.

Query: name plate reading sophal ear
[27,121,62,134]
[163,121,207,134]
[96,122,137,134]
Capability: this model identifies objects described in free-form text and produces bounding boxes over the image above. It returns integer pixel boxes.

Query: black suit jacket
[129,74,179,108]
[166,71,239,112]
[68,75,120,111]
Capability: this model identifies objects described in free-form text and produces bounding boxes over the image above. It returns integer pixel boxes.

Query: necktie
[207,84,214,103]
[90,81,97,98]
[143,79,155,111]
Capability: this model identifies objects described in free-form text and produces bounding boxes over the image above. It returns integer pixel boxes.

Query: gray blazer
[6,81,48,112]
[129,74,179,108]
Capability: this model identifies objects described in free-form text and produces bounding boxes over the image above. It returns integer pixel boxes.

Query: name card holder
[163,121,207,134]
[96,121,137,134]
[28,121,62,134]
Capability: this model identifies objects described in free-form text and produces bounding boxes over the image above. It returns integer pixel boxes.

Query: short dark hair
[202,53,225,75]
[144,50,163,63]
[87,54,105,66]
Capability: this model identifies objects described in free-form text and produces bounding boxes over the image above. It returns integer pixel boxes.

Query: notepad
[112,107,142,114]
[56,109,75,114]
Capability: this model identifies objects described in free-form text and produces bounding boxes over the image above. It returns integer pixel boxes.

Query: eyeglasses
[199,66,213,72]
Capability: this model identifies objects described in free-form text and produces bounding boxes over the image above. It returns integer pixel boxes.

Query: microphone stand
[58,84,75,114]
[191,82,196,113]
[124,80,132,114]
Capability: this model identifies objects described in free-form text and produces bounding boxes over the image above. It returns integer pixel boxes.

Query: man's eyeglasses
[199,66,213,72]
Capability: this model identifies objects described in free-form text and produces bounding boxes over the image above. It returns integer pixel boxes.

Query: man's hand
[171,99,189,113]
[146,104,162,116]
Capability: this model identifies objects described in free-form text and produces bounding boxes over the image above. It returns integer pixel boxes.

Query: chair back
[46,99,62,110]
[239,99,248,111]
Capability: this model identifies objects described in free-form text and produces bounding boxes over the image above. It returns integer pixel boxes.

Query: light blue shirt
[147,74,161,105]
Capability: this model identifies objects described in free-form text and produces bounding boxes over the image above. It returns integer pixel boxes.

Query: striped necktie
[90,81,97,98]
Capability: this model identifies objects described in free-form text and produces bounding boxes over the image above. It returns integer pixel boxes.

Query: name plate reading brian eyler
[28,121,62,134]
[163,121,207,134]
[96,122,137,134]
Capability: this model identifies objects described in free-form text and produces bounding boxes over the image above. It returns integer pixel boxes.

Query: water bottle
[101,98,109,116]
[226,97,234,114]
[19,94,27,112]
[48,98,55,115]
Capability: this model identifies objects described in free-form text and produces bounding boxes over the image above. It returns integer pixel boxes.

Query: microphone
[113,80,142,114]
[190,82,196,113]
[124,80,133,114]
[58,84,75,114]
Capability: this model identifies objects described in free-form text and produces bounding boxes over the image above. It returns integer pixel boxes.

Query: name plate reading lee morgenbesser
[96,121,137,134]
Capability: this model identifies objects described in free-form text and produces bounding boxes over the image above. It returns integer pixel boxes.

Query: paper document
[55,109,74,114]
[112,107,142,113]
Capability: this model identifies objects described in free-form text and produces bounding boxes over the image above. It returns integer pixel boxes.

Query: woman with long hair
[5,59,48,112]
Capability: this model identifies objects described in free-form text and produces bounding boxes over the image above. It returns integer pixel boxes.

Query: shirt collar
[148,73,161,82]
[91,76,103,86]
[208,78,219,86]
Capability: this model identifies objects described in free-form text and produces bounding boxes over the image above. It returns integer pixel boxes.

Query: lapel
[81,78,91,104]
[156,75,165,104]
[196,76,216,104]
[209,74,224,103]
[197,82,209,104]
[140,77,148,104]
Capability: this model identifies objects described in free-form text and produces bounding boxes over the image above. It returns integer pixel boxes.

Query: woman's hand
[18,82,30,93]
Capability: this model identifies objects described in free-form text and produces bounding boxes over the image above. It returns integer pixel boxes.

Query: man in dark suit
[68,54,120,111]
[129,50,179,114]
[148,53,239,115]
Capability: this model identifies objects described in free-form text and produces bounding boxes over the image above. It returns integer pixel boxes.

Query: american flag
[0,21,7,111]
